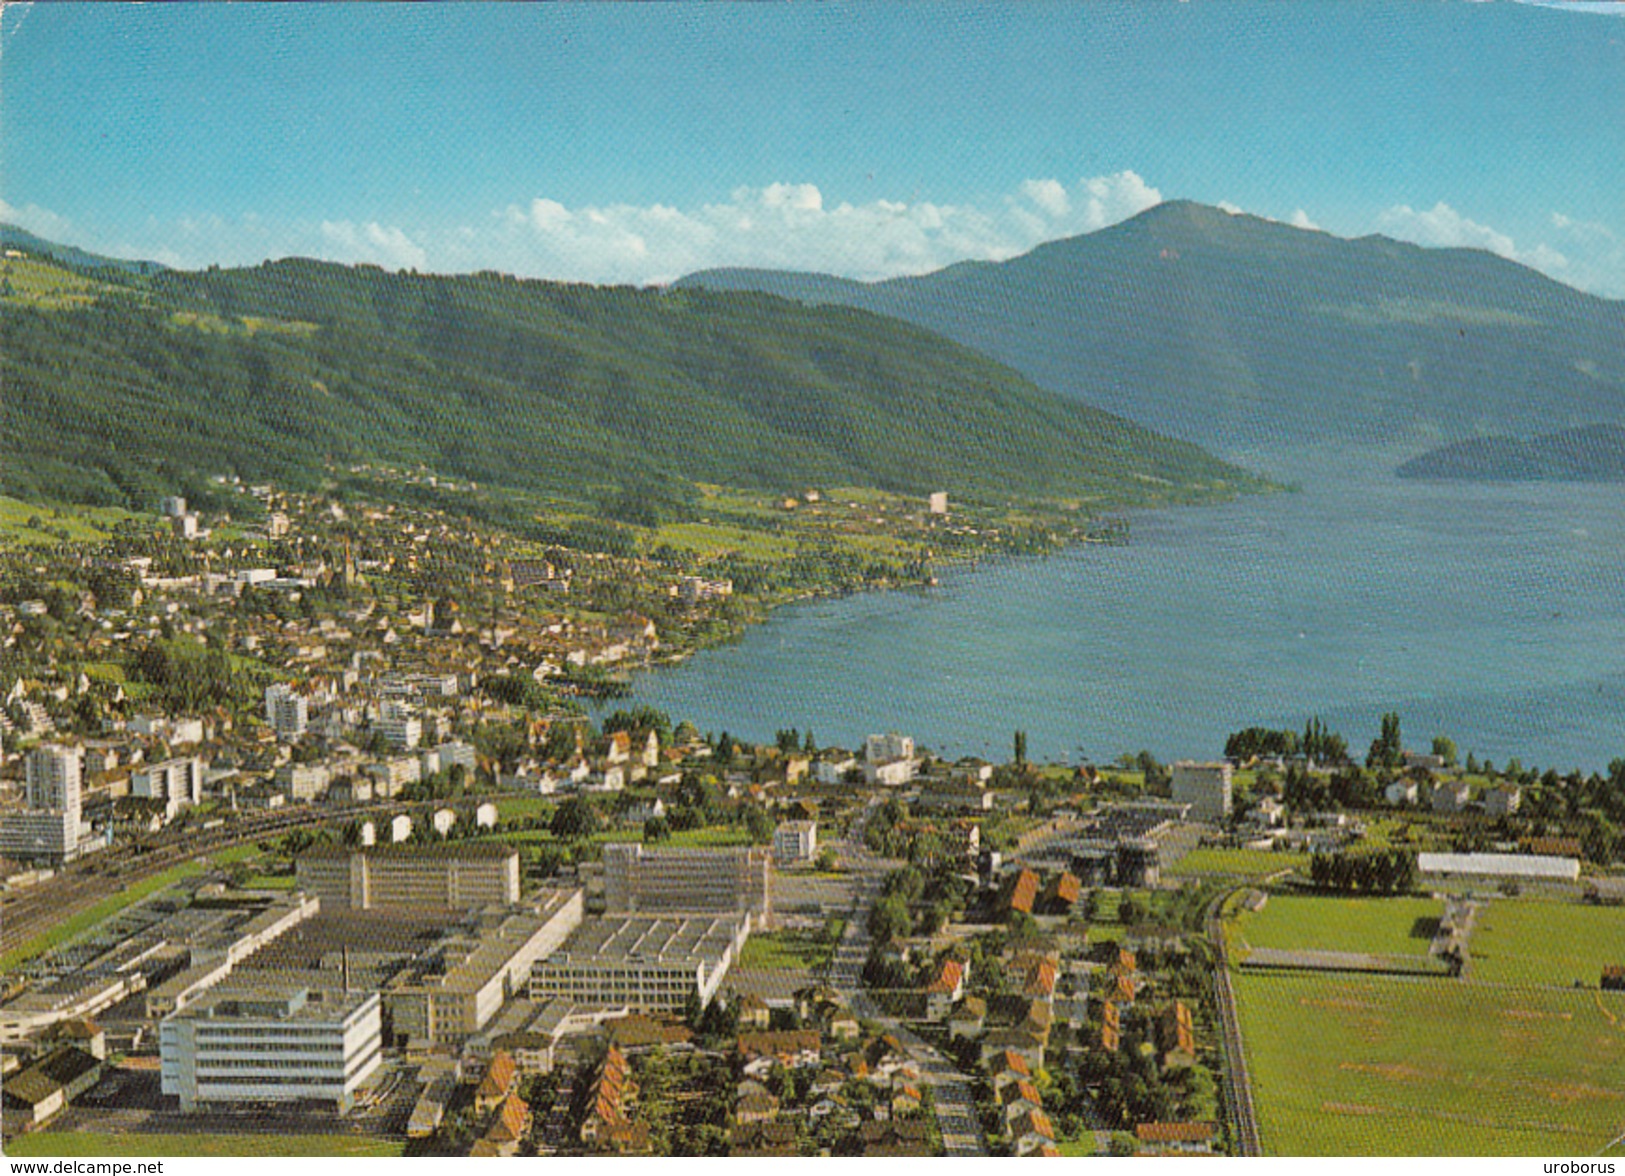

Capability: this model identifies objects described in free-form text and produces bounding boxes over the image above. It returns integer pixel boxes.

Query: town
[1,486,1622,1158]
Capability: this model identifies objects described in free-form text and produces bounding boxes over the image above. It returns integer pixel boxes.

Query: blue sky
[3,2,1623,293]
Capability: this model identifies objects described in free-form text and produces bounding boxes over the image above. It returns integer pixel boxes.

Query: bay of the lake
[607,454,1625,772]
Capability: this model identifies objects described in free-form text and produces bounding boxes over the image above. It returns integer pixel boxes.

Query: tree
[550,795,600,840]
[1366,712,1402,771]
[1431,735,1458,768]
[742,804,774,844]
[1118,893,1149,926]
[644,815,671,842]
[1014,730,1028,768]
[868,893,912,944]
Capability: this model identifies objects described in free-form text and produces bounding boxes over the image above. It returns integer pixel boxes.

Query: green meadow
[1234,973,1625,1155]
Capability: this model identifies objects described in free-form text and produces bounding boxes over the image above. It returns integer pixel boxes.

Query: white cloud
[1378,200,1572,274]
[1371,200,1625,297]
[1078,170,1162,230]
[0,198,73,240]
[1289,208,1320,231]
[1549,210,1625,297]
[1378,201,1518,256]
[1216,201,1244,215]
[319,220,427,270]
[469,170,1161,285]
[1020,178,1071,219]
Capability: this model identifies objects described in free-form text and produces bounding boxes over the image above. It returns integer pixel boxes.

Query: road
[824,803,987,1157]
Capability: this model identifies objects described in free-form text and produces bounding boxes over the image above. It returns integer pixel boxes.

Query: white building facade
[161,988,383,1113]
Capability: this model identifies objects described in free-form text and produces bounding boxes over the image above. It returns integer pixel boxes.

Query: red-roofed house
[1136,1121,1217,1154]
[1011,1107,1057,1155]
[925,956,967,1019]
[474,1049,518,1116]
[1005,869,1040,917]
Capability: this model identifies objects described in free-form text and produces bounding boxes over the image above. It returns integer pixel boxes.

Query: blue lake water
[609,453,1625,772]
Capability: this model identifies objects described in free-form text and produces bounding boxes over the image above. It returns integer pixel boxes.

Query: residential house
[1135,1121,1218,1154]
[729,1119,798,1157]
[473,1049,518,1116]
[1098,1001,1121,1053]
[1431,779,1471,814]
[947,995,987,1039]
[738,1029,821,1076]
[1040,872,1081,915]
[1003,869,1040,917]
[1010,1107,1057,1156]
[924,956,967,1020]
[1158,1001,1197,1069]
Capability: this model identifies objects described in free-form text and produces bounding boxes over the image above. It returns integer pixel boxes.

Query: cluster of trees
[774,727,817,755]
[1280,762,1381,811]
[1224,716,1349,764]
[1309,847,1418,894]
[130,634,260,715]
[1366,711,1404,771]
[1074,1024,1209,1131]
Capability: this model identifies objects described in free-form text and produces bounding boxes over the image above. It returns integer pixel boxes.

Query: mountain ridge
[1396,423,1625,481]
[0,249,1269,514]
[677,200,1625,454]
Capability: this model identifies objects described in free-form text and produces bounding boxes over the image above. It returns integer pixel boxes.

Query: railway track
[0,799,443,963]
[1207,891,1263,1157]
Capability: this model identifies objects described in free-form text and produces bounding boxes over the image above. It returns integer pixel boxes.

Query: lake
[608,452,1625,773]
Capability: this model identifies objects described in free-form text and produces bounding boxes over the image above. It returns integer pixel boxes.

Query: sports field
[1233,973,1625,1155]
[1467,899,1625,987]
[1227,893,1441,958]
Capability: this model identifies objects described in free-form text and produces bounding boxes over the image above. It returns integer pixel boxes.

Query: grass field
[0,494,138,547]
[492,795,557,821]
[1228,894,1441,958]
[738,925,843,972]
[5,1132,404,1157]
[0,257,119,309]
[1166,847,1310,878]
[666,825,757,848]
[1467,899,1625,988]
[0,860,206,972]
[1233,973,1625,1155]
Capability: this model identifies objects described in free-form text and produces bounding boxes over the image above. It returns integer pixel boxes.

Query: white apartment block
[1171,761,1234,824]
[264,684,308,739]
[275,762,331,803]
[25,744,82,812]
[365,755,421,797]
[773,820,818,864]
[161,988,382,1113]
[131,756,204,818]
[378,707,422,750]
[866,732,915,764]
[1,744,97,865]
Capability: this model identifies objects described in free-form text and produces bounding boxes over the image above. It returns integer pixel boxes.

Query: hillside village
[1,484,1622,1158]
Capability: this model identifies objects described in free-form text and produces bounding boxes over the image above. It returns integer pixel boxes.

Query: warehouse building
[1417,852,1580,883]
[528,915,748,1011]
[602,843,770,922]
[384,889,583,1048]
[296,844,520,913]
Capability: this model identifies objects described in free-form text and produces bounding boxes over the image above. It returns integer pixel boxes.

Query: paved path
[824,805,987,1157]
